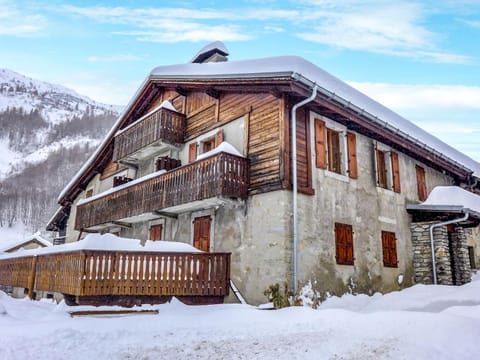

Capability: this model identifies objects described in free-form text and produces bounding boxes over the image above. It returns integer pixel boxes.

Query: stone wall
[450,227,471,285]
[411,221,471,285]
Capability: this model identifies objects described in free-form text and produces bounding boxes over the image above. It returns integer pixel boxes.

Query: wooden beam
[206,87,221,99]
[175,86,188,97]
[111,221,133,228]
[154,211,178,219]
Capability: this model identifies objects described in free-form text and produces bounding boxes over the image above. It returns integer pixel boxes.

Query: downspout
[429,212,469,285]
[291,82,317,293]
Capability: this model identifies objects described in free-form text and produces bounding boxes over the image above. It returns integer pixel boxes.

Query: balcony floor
[82,196,243,232]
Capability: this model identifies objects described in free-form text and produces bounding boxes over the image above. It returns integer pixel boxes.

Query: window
[374,144,401,193]
[315,118,357,178]
[188,129,224,163]
[85,188,93,198]
[416,165,427,201]
[468,246,476,269]
[149,224,163,241]
[382,231,398,268]
[335,223,354,265]
[203,138,216,152]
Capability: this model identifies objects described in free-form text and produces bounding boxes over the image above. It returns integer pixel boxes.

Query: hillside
[0,68,121,236]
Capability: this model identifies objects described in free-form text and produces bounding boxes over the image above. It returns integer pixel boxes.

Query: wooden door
[193,216,211,252]
[149,224,163,241]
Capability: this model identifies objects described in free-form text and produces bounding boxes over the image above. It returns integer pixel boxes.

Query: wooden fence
[0,251,230,300]
[76,152,249,230]
[113,107,186,161]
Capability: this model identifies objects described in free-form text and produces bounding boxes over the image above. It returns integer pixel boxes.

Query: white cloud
[0,1,46,37]
[461,19,480,28]
[348,82,480,109]
[61,5,252,43]
[348,81,480,160]
[296,2,471,64]
[87,54,142,63]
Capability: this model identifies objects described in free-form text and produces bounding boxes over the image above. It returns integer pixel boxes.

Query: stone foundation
[411,222,471,285]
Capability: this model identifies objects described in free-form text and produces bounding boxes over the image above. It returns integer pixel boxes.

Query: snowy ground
[1,275,480,360]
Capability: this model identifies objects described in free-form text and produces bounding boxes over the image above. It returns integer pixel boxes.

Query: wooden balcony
[113,107,186,162]
[0,250,230,305]
[75,152,248,230]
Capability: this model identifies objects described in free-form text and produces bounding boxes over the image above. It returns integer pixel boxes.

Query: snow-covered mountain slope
[0,68,121,124]
[0,68,121,234]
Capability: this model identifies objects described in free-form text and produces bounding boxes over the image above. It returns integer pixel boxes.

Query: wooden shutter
[189,143,197,163]
[382,231,397,267]
[376,150,387,188]
[391,151,401,193]
[335,223,354,265]
[416,165,427,201]
[347,132,358,179]
[314,118,327,169]
[149,224,163,241]
[215,129,224,146]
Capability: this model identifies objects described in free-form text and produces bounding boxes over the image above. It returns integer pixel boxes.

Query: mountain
[0,68,121,235]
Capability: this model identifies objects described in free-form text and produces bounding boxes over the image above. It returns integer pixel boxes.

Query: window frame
[314,114,357,179]
[374,142,401,193]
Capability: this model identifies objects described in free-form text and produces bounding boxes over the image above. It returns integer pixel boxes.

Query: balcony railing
[0,250,230,304]
[75,152,249,230]
[113,107,186,161]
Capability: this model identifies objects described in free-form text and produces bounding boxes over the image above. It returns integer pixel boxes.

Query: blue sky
[1,0,480,161]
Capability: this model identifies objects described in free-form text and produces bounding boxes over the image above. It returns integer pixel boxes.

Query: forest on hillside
[0,108,117,233]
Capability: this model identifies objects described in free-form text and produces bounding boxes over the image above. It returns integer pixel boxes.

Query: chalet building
[46,42,480,304]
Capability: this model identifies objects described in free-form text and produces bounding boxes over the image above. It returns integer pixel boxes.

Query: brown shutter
[335,223,354,265]
[189,143,197,163]
[391,151,401,193]
[347,132,358,179]
[215,129,224,146]
[416,165,427,201]
[314,118,327,169]
[382,231,398,267]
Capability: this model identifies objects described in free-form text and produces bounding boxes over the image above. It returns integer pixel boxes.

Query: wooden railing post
[27,255,38,299]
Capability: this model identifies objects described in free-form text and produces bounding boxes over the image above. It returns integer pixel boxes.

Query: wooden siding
[100,161,125,180]
[75,153,249,230]
[139,91,283,192]
[0,251,230,298]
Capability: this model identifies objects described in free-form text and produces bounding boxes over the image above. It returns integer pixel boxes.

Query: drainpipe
[429,212,469,285]
[291,82,317,293]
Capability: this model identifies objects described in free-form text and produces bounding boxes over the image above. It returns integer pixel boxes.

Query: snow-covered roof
[149,55,480,177]
[0,231,52,253]
[0,233,202,259]
[57,50,480,205]
[407,186,480,219]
